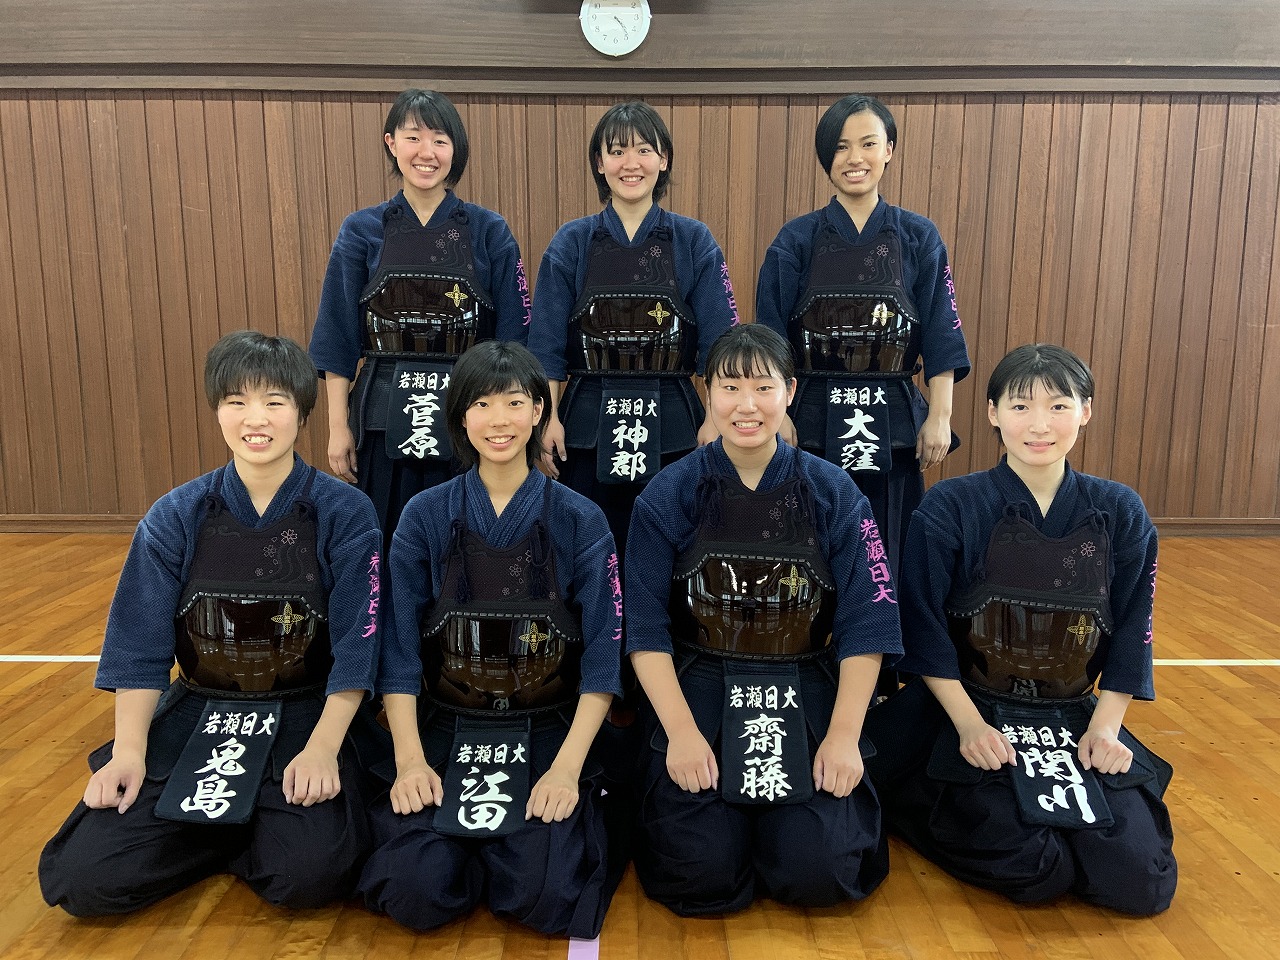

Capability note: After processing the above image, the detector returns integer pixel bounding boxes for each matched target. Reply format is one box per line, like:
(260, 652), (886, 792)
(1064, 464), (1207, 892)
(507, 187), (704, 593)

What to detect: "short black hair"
(704, 323), (795, 385)
(204, 330), (318, 421)
(987, 343), (1095, 407)
(589, 101), (673, 203)
(383, 88), (469, 186)
(814, 94), (898, 176)
(446, 341), (551, 470)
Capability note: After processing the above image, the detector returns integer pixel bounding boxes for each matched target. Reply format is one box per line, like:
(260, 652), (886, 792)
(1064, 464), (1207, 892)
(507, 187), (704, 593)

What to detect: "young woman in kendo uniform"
(40, 332), (382, 915)
(309, 89), (530, 548)
(625, 324), (903, 916)
(866, 343), (1177, 916)
(357, 341), (625, 939)
(529, 100), (740, 558)
(755, 94), (970, 580)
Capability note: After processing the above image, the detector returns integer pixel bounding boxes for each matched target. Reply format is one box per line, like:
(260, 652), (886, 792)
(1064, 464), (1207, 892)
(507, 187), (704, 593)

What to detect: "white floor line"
(568, 937), (600, 960)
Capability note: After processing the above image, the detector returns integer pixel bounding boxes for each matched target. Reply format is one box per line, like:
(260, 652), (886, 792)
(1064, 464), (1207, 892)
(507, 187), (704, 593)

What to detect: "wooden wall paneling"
(1111, 96), (1170, 496)
(352, 97), (389, 212)
(952, 95), (996, 472)
(1059, 98), (1112, 473)
(291, 96), (336, 351)
(1033, 96), (1083, 361)
(1006, 96), (1052, 348)
(0, 98), (35, 513)
(6, 95), (70, 514)
(261, 95), (322, 458)
(172, 93), (225, 473)
(548, 99), (583, 270)
(752, 95), (790, 313)
(496, 96), (531, 294)
(977, 98), (1023, 462)
(898, 98), (935, 235)
(1138, 96), (1198, 518)
(204, 92), (250, 347)
(1194, 96), (1257, 517)
(924, 96), (969, 479)
(781, 98), (818, 229)
(1243, 98), (1280, 518)
(1166, 95), (1227, 516)
(113, 93), (176, 504)
(669, 98), (702, 225)
(145, 94), (203, 489)
(698, 99), (732, 310)
(521, 98), (555, 309)
(31, 94), (93, 513)
(465, 100), (500, 218)
(320, 95), (359, 283)
(1087, 95), (1141, 484)
(879, 94), (907, 210)
(725, 98), (758, 324)
(85, 94), (146, 515)
(60, 94), (120, 514)
(232, 97), (282, 335)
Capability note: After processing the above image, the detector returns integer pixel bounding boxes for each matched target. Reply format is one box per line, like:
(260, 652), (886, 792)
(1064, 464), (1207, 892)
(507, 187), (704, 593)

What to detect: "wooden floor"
(2, 533), (1279, 959)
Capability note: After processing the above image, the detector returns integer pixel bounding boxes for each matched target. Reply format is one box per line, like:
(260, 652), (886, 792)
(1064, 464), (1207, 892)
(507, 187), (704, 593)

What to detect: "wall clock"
(579, 1), (652, 57)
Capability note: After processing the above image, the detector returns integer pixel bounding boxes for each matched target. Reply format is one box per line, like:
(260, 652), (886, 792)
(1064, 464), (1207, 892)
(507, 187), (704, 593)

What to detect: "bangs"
(1003, 370), (1084, 403)
(711, 347), (786, 382)
(598, 116), (666, 155)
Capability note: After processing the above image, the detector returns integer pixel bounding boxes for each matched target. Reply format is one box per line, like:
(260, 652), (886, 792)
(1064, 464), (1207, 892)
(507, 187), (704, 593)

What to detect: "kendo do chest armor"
(420, 481), (583, 711)
(567, 224), (697, 374)
(670, 474), (835, 658)
(946, 507), (1114, 700)
(790, 221), (919, 376)
(174, 471), (332, 693)
(360, 203), (497, 358)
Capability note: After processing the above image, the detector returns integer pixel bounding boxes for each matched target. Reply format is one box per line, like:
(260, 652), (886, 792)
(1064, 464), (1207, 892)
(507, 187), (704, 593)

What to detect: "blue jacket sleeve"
(379, 493), (449, 696)
(560, 498), (624, 697)
(907, 221), (970, 383)
(316, 481), (383, 697)
(897, 497), (966, 680)
(753, 224), (807, 339)
(1098, 490), (1158, 700)
(680, 220), (741, 371)
(94, 495), (196, 692)
(528, 223), (584, 381)
(809, 459), (905, 661)
(310, 208), (380, 380)
(473, 207), (531, 343)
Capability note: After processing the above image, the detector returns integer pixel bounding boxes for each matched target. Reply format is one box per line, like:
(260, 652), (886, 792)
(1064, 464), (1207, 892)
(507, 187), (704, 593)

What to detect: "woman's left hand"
(1078, 728), (1133, 775)
(813, 729), (864, 798)
(916, 412), (952, 470)
(527, 767), (581, 822)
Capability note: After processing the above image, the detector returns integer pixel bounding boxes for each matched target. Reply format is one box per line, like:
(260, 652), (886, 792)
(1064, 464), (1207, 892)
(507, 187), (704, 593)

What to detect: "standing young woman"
(309, 89), (530, 547)
(625, 324), (902, 916)
(755, 94), (970, 578)
(868, 343), (1177, 916)
(358, 341), (624, 938)
(529, 100), (740, 557)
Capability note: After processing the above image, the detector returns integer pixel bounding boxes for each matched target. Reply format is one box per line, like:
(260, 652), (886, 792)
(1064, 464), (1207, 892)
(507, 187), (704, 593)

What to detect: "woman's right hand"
(665, 726), (719, 792)
(389, 760), (443, 815)
(956, 718), (1017, 770)
(541, 416), (567, 479)
(84, 753), (146, 813)
(328, 423), (358, 483)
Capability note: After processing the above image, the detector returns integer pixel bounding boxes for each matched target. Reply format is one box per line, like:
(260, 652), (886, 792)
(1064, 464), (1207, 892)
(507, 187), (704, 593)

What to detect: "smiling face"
(217, 382), (301, 473)
(988, 380), (1092, 476)
(707, 360), (797, 461)
(596, 133), (668, 207)
(828, 110), (893, 206)
(461, 386), (544, 471)
(385, 119), (454, 200)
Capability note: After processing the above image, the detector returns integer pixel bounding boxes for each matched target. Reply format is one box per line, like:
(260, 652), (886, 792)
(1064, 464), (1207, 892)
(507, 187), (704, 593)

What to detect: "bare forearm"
(324, 375), (352, 430)
(383, 692), (426, 766)
(923, 676), (985, 731)
(305, 689), (363, 754)
(111, 688), (163, 757)
(631, 651), (698, 736)
(1089, 689), (1132, 735)
(549, 692), (612, 778)
(925, 370), (955, 418)
(830, 654), (881, 740)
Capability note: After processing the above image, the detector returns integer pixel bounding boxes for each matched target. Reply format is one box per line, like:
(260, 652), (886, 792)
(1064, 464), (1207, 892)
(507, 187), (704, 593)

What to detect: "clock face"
(580, 1), (652, 57)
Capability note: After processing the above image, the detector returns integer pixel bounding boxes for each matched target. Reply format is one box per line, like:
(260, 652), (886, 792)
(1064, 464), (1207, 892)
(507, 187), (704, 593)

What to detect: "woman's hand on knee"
(390, 761), (443, 814)
(84, 753), (146, 813)
(527, 766), (581, 823)
(814, 729), (864, 797)
(665, 726), (719, 792)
